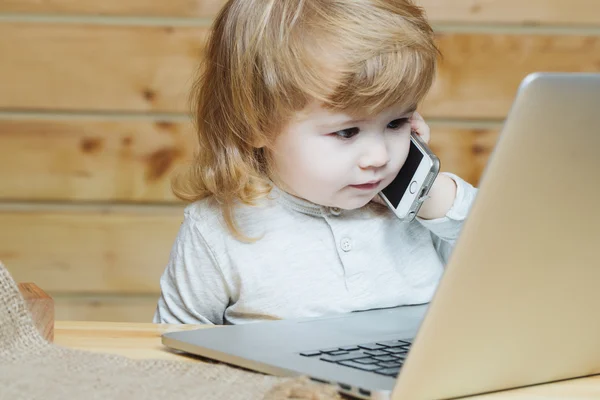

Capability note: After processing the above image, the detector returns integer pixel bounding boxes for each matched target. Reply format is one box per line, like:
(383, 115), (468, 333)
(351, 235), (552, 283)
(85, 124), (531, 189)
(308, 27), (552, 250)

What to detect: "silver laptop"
(162, 73), (600, 399)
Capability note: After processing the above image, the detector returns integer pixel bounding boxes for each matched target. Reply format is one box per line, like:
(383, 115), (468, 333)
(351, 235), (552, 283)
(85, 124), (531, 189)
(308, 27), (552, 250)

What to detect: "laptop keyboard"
(299, 339), (412, 377)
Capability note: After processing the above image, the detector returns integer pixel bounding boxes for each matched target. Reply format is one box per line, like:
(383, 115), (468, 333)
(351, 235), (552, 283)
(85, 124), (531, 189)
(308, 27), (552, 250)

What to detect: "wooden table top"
(54, 321), (600, 399)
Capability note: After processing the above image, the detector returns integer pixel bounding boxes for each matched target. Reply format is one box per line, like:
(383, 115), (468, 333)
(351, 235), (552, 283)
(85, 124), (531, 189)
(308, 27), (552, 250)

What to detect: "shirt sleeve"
(416, 173), (478, 262)
(153, 212), (230, 325)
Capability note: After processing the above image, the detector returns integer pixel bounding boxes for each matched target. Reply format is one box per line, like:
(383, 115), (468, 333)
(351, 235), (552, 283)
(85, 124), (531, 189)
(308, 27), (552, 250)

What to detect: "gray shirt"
(153, 173), (477, 325)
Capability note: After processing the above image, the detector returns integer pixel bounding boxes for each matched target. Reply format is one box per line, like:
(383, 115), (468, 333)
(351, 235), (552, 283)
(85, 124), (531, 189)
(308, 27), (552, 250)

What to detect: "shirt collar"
(270, 185), (337, 217)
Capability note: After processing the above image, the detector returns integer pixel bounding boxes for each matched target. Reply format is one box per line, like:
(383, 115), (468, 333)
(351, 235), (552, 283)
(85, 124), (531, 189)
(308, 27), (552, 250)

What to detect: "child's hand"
(410, 112), (457, 220)
(410, 111), (430, 143)
(412, 112), (457, 220)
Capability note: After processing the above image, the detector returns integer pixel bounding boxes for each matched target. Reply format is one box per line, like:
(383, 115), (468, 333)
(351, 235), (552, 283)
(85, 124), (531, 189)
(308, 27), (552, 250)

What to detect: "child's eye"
(387, 118), (410, 130)
(332, 127), (360, 139)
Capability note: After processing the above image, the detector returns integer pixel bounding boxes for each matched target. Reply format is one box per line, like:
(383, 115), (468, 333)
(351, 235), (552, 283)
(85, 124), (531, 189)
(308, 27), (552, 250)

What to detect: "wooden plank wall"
(1, 1), (599, 322)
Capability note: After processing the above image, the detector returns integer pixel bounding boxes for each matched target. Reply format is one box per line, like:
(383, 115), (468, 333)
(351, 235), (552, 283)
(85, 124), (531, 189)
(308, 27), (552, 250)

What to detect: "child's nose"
(358, 137), (390, 169)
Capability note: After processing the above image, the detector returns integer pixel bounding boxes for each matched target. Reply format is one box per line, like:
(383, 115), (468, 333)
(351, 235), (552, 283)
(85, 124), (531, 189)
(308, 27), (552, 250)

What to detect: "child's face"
(270, 100), (416, 209)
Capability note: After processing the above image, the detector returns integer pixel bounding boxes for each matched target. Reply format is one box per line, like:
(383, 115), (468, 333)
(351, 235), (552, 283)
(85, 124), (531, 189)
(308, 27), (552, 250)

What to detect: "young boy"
(154, 0), (477, 325)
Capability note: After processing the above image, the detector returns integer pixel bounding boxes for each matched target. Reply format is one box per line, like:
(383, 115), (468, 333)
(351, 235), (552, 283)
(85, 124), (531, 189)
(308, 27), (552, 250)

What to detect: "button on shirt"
(340, 238), (353, 252)
(330, 207), (342, 216)
(154, 173), (478, 325)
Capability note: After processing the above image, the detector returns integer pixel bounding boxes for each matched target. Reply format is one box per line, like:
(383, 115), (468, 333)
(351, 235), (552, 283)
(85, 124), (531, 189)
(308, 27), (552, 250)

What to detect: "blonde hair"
(173, 0), (440, 240)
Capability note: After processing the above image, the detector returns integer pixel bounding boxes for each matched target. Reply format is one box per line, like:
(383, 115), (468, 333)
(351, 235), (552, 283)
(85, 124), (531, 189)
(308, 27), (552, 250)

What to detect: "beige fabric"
(0, 262), (341, 400)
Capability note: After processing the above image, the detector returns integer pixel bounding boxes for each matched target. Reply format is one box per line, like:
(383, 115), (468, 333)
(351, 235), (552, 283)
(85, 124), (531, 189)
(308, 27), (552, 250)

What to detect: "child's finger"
(410, 113), (431, 143)
(411, 111), (425, 122)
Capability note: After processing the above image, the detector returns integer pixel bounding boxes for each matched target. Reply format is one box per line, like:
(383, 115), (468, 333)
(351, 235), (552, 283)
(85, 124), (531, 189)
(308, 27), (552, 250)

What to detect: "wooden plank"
(53, 321), (207, 359)
(0, 23), (208, 113)
(422, 33), (600, 118)
(0, 118), (195, 202)
(420, 0), (600, 25)
(1, 23), (599, 118)
(2, 0), (599, 26)
(0, 207), (184, 293)
(52, 294), (158, 323)
(0, 0), (225, 18)
(0, 119), (496, 201)
(429, 125), (499, 186)
(18, 282), (55, 341)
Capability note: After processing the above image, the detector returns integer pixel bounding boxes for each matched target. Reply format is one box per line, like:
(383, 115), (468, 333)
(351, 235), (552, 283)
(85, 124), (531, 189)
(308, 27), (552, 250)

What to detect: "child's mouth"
(349, 180), (382, 190)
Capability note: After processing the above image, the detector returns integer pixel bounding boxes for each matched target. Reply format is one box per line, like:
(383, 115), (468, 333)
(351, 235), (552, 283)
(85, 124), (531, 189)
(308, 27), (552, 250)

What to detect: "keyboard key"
(328, 350), (349, 356)
(363, 350), (389, 356)
(353, 357), (378, 364)
(393, 353), (408, 359)
(320, 353), (367, 363)
(373, 355), (397, 362)
(377, 366), (402, 376)
(319, 347), (342, 353)
(358, 343), (385, 351)
(339, 345), (360, 351)
(300, 351), (321, 357)
(398, 340), (412, 345)
(339, 360), (382, 371)
(384, 347), (408, 354)
(378, 361), (403, 368)
(376, 340), (407, 348)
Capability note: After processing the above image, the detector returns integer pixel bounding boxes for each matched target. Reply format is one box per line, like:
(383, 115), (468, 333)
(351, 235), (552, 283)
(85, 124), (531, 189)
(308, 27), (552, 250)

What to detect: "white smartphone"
(379, 131), (440, 221)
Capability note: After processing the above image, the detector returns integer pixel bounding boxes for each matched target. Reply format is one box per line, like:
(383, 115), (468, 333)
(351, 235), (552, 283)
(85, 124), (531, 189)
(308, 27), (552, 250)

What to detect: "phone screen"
(381, 141), (424, 208)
